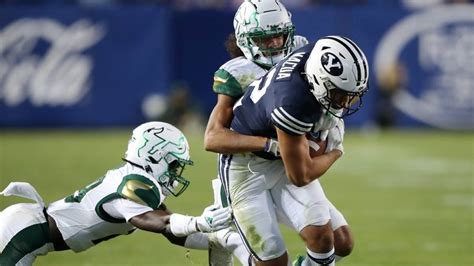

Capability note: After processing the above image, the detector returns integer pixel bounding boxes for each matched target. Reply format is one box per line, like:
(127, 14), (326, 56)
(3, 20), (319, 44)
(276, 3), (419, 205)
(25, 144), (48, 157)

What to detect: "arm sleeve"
(271, 106), (314, 136)
(102, 198), (153, 222)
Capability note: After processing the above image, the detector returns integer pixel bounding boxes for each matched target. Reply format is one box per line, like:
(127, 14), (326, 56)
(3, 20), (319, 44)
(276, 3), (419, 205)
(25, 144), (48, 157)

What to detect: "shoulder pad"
(293, 35), (309, 50)
(117, 174), (162, 209)
(213, 68), (243, 98)
(214, 57), (267, 97)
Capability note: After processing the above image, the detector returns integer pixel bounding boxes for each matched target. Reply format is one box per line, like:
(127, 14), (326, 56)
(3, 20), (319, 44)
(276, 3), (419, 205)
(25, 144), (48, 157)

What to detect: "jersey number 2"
(249, 68), (277, 104)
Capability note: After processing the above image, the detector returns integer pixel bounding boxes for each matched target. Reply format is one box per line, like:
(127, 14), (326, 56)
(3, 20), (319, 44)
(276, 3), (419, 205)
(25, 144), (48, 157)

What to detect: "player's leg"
(327, 200), (353, 261)
(333, 226), (353, 261)
(208, 178), (235, 266)
(0, 203), (52, 265)
(210, 177), (256, 265)
(221, 154), (288, 266)
(274, 180), (335, 266)
(277, 192), (353, 263)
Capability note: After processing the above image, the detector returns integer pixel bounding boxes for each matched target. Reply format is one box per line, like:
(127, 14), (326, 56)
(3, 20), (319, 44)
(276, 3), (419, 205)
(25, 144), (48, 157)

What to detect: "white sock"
(303, 247), (335, 266)
(226, 231), (252, 265)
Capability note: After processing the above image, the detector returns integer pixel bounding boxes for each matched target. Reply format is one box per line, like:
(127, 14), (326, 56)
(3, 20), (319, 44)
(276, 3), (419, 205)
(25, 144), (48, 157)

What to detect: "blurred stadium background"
(0, 0), (473, 265)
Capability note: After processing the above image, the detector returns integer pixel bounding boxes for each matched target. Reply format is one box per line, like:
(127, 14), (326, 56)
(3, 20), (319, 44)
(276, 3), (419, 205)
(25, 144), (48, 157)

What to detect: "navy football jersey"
(231, 42), (324, 158)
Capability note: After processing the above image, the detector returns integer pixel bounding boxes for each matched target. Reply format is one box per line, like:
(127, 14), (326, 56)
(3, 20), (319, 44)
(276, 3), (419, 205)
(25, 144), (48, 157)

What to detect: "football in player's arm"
(0, 122), (231, 265)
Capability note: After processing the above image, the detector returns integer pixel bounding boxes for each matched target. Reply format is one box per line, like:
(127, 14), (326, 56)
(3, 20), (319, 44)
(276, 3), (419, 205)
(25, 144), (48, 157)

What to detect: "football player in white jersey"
(204, 1), (353, 265)
(0, 121), (231, 265)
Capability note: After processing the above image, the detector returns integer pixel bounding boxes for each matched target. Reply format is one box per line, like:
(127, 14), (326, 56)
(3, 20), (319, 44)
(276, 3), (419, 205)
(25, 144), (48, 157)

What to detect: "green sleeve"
(117, 174), (162, 210)
(213, 69), (244, 98)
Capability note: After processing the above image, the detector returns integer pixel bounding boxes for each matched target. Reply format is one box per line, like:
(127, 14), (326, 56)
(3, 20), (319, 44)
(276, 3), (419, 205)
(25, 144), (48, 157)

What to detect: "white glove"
(319, 129), (329, 141)
(169, 204), (232, 237)
(312, 108), (342, 132)
(325, 119), (345, 154)
(264, 138), (280, 157)
(195, 204), (232, 233)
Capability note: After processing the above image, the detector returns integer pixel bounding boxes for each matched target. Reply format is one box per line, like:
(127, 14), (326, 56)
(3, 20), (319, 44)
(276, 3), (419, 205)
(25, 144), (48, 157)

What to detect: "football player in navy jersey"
(221, 36), (369, 266)
(205, 1), (357, 265)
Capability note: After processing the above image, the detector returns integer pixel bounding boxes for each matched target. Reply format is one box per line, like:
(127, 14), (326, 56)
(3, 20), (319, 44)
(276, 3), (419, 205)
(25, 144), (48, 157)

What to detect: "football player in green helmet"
(0, 121), (231, 265)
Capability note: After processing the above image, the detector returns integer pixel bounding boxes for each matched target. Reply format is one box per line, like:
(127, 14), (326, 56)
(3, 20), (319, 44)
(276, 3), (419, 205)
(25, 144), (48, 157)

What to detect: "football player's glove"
(325, 119), (345, 154)
(264, 138), (280, 157)
(196, 204), (232, 233)
(313, 109), (343, 133)
(169, 204), (231, 237)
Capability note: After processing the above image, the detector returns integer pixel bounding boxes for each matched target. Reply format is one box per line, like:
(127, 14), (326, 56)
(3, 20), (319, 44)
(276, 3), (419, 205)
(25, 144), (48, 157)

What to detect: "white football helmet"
(234, 0), (295, 68)
(305, 36), (369, 118)
(125, 121), (193, 197)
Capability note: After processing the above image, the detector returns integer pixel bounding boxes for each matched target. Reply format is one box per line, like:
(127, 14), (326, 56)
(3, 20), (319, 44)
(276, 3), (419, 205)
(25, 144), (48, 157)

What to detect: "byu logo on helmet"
(305, 35), (369, 118)
(321, 52), (343, 76)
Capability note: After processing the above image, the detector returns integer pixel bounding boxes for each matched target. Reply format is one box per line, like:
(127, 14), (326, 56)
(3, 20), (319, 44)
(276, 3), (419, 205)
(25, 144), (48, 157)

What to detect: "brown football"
(307, 133), (328, 157)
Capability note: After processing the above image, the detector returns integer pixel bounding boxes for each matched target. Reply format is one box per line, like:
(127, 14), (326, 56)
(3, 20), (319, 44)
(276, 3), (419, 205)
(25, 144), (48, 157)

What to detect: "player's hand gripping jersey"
(231, 42), (323, 158)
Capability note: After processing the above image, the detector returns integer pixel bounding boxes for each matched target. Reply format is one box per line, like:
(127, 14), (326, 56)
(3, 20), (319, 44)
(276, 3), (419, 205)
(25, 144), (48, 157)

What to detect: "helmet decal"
(137, 127), (164, 158)
(124, 121), (193, 197)
(321, 52), (343, 76)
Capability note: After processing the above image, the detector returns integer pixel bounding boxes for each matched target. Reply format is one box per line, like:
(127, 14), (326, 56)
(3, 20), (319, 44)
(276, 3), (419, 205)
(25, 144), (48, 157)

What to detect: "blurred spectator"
(159, 82), (205, 133)
(375, 61), (407, 128)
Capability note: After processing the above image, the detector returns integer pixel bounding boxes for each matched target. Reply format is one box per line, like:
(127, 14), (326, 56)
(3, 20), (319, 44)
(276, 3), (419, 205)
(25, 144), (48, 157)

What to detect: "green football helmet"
(234, 0), (295, 68)
(125, 121), (193, 197)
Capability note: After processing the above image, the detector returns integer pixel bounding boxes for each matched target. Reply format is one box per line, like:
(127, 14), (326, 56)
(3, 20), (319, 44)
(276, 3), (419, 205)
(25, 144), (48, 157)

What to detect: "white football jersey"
(212, 35), (309, 98)
(47, 163), (165, 252)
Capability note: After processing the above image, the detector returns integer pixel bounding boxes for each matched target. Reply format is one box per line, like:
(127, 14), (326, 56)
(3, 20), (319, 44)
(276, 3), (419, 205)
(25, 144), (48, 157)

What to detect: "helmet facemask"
(317, 78), (368, 118)
(241, 25), (295, 68)
(156, 154), (193, 197)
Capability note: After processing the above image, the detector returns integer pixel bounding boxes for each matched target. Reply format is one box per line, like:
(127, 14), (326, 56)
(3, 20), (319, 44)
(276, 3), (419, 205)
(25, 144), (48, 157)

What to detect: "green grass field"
(1, 129), (473, 265)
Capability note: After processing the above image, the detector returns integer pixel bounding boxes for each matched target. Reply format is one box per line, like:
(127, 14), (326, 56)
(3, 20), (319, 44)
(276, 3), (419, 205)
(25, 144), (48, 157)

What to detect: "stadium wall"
(0, 4), (472, 129)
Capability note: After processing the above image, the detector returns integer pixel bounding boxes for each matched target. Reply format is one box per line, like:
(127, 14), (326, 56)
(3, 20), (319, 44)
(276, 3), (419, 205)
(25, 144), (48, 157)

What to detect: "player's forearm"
(129, 210), (168, 233)
(284, 148), (342, 186)
(205, 127), (267, 154)
(205, 94), (268, 153)
(305, 150), (342, 182)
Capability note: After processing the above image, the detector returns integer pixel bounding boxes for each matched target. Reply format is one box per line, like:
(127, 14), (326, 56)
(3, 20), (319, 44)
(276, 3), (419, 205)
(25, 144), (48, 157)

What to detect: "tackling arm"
(204, 94), (267, 154)
(129, 208), (187, 246)
(129, 203), (231, 248)
(129, 209), (170, 234)
(277, 127), (342, 187)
